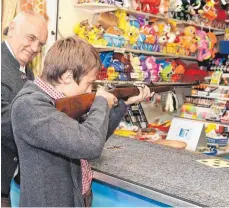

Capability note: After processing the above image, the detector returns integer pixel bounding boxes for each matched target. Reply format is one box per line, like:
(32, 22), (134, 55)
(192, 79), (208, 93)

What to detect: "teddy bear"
(129, 53), (144, 81)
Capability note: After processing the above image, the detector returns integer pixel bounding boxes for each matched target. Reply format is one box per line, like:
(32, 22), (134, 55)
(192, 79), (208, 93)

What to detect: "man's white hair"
(13, 11), (46, 25)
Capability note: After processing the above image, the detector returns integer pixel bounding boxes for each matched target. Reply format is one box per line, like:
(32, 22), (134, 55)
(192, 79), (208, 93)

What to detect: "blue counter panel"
(92, 179), (170, 207)
(219, 41), (229, 54)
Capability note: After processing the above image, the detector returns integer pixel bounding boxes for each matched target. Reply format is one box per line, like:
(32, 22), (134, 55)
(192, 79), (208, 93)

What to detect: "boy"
(10, 36), (151, 207)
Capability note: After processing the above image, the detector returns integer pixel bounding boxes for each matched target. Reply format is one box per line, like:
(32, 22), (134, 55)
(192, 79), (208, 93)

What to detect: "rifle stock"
(55, 86), (172, 119)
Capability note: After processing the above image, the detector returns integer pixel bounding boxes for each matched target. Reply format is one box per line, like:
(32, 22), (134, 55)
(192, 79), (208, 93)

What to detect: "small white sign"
(130, 73), (139, 79)
(197, 91), (209, 97)
(166, 117), (207, 151)
(114, 47), (125, 53)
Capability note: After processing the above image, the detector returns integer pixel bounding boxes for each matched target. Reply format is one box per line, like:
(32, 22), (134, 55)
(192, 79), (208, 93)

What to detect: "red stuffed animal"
(138, 0), (161, 14)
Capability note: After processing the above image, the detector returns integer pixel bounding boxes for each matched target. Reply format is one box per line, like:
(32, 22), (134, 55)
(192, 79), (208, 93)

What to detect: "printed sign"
(166, 117), (207, 151)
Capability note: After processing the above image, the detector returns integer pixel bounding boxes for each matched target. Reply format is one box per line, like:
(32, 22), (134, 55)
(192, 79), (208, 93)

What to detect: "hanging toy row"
(76, 0), (229, 29)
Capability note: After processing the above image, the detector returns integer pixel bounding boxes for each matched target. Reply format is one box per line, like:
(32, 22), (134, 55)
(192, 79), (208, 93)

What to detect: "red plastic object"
(148, 124), (170, 132)
(182, 69), (208, 82)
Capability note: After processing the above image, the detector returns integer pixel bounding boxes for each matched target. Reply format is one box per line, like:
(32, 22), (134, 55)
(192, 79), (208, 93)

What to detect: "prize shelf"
(200, 84), (229, 89)
(191, 94), (229, 101)
(176, 116), (229, 127)
(204, 74), (229, 80)
(94, 45), (198, 60)
(74, 3), (225, 34)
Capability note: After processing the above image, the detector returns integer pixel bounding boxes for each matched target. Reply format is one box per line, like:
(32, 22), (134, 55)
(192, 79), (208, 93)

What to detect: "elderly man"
(1, 11), (48, 204)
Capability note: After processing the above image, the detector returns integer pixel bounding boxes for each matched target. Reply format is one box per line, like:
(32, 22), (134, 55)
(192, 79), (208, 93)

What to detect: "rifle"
(55, 82), (172, 119)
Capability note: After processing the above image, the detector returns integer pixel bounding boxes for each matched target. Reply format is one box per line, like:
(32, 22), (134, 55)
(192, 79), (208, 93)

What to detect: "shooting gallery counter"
(90, 135), (229, 207)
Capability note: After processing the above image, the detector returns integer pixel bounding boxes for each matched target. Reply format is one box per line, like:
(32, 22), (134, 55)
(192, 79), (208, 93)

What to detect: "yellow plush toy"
(115, 10), (128, 32)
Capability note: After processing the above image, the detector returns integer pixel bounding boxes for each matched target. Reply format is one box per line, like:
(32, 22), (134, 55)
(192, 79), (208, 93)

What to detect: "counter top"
(91, 135), (229, 207)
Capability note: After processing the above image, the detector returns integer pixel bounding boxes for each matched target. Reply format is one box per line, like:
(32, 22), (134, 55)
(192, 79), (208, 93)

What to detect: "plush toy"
(169, 0), (183, 14)
(157, 60), (172, 81)
(198, 0), (218, 24)
(159, 0), (170, 15)
(107, 67), (119, 80)
(196, 30), (212, 61)
(166, 32), (178, 54)
(139, 0), (161, 14)
(145, 56), (160, 82)
(104, 26), (125, 47)
(207, 32), (217, 59)
(179, 26), (197, 55)
(128, 26), (140, 45)
(113, 53), (133, 73)
(171, 0), (191, 20)
(95, 12), (118, 31)
(129, 53), (144, 80)
(73, 20), (90, 39)
(100, 52), (114, 68)
(165, 91), (178, 112)
(145, 56), (159, 82)
(115, 10), (129, 32)
(169, 59), (186, 82)
(114, 0), (123, 6)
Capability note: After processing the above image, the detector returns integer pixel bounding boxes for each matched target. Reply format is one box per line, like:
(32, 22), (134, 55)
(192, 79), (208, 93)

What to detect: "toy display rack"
(74, 3), (225, 35)
(175, 116), (229, 129)
(205, 74), (229, 80)
(94, 45), (198, 60)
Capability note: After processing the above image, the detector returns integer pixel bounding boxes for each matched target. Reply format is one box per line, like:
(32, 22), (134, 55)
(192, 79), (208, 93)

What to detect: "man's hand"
(124, 85), (154, 105)
(96, 86), (118, 109)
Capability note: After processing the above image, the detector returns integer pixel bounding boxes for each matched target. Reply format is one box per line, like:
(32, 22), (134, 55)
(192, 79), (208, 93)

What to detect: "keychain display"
(207, 53), (229, 73)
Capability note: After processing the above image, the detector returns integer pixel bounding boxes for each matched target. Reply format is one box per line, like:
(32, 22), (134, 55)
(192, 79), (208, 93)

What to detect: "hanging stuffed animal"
(165, 91), (178, 112)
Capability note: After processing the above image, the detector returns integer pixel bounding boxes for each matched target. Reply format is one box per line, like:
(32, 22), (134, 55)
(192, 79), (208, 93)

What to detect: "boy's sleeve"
(11, 94), (110, 160)
(106, 100), (128, 139)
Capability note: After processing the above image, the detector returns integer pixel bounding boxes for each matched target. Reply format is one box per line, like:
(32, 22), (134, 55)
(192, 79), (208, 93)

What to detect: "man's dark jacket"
(1, 41), (34, 195)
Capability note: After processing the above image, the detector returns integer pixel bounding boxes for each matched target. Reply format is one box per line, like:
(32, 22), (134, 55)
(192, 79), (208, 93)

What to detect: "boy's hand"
(124, 85), (154, 105)
(96, 86), (118, 109)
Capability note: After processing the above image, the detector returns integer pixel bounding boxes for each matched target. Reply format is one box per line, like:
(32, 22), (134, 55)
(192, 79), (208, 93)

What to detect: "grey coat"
(10, 81), (127, 207)
(1, 41), (34, 195)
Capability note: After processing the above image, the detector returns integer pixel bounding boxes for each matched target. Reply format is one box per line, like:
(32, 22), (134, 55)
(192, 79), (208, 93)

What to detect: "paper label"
(114, 47), (125, 53)
(197, 91), (209, 97)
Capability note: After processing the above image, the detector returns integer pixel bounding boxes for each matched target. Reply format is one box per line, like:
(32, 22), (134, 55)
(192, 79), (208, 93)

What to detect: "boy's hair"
(41, 36), (101, 84)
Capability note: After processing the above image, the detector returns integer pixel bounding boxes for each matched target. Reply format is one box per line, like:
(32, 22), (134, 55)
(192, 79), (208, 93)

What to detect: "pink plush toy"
(196, 30), (211, 62)
(145, 56), (159, 82)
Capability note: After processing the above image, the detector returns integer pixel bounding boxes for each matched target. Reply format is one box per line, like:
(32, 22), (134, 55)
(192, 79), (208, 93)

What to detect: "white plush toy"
(165, 91), (178, 112)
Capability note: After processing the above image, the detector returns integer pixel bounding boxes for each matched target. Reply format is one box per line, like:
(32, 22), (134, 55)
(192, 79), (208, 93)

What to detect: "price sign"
(114, 47), (125, 53)
(166, 117), (207, 151)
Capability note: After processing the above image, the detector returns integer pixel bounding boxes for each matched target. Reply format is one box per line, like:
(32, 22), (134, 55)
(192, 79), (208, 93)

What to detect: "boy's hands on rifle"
(124, 85), (154, 105)
(96, 86), (118, 109)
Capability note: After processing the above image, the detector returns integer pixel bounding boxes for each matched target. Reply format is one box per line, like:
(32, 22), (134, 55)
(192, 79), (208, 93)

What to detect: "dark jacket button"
(13, 157), (18, 162)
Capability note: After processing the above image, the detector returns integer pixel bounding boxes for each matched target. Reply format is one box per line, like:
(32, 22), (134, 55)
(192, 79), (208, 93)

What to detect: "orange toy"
(179, 26), (197, 56)
(198, 0), (218, 24)
(207, 32), (217, 59)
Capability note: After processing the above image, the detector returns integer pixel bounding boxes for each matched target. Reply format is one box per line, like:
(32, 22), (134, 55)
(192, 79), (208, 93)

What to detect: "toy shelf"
(74, 3), (117, 13)
(93, 45), (197, 60)
(74, 3), (225, 34)
(204, 74), (229, 80)
(201, 84), (229, 89)
(177, 116), (229, 127)
(191, 94), (229, 101)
